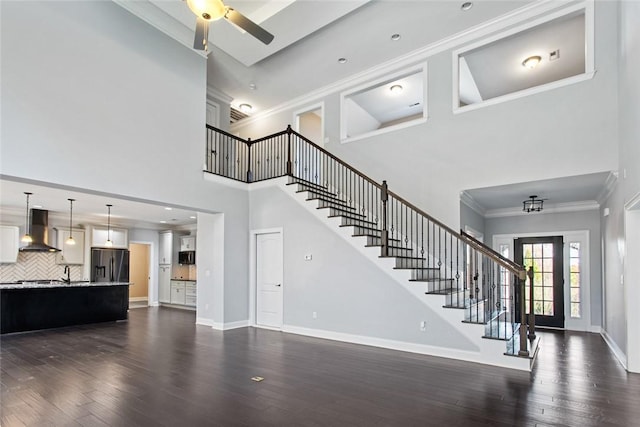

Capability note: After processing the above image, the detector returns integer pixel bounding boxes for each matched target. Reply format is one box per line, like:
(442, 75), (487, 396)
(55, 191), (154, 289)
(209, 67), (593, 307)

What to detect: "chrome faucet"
(62, 266), (71, 284)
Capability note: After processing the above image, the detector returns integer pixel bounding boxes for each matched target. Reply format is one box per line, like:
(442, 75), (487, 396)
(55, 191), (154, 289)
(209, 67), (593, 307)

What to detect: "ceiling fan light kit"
(185, 0), (274, 51)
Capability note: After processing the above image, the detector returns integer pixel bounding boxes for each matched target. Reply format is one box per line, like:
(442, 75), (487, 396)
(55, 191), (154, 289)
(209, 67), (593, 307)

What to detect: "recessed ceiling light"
(160, 220), (167, 224)
(390, 84), (403, 94)
(461, 2), (473, 11)
(248, 83), (256, 90)
(190, 216), (196, 219)
(165, 207), (172, 211)
(522, 55), (542, 69)
(391, 33), (401, 41)
(33, 205), (43, 208)
(338, 57), (347, 64)
(239, 103), (253, 113)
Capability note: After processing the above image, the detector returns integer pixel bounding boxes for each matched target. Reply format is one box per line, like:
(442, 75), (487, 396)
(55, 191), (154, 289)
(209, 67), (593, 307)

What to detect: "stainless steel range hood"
(19, 209), (61, 252)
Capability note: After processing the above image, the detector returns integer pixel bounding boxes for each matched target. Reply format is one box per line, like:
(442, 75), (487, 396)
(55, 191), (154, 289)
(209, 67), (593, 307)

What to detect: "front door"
(256, 232), (283, 328)
(514, 236), (564, 328)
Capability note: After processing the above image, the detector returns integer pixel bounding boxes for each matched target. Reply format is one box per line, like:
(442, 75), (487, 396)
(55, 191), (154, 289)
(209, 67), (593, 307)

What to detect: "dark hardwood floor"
(2, 307), (639, 426)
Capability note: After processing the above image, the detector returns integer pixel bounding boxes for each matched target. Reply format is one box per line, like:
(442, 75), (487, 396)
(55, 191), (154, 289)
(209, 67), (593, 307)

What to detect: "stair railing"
(205, 124), (530, 356)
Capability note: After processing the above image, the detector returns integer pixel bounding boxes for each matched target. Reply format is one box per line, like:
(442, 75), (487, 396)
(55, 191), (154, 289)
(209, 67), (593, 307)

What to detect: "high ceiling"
(113, 0), (534, 114)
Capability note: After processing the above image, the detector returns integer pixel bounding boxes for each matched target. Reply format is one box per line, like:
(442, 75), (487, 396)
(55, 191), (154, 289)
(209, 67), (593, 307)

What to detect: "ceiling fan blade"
(193, 17), (208, 51)
(225, 8), (274, 45)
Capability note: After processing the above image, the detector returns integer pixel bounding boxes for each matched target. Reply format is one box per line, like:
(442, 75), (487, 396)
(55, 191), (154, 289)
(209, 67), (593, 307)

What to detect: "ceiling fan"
(185, 0), (274, 51)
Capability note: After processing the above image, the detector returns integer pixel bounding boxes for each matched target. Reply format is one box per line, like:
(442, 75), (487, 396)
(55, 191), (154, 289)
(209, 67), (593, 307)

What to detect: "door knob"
(276, 283), (282, 287)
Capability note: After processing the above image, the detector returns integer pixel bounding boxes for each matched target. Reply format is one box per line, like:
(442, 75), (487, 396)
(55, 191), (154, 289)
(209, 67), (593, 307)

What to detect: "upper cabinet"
(55, 228), (85, 265)
(180, 236), (196, 251)
(0, 225), (20, 263)
(91, 227), (128, 248)
(159, 231), (173, 265)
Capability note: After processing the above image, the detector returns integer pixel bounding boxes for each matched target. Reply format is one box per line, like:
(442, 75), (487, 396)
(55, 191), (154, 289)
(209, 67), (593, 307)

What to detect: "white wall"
(249, 185), (477, 350)
(0, 1), (250, 325)
(460, 202), (485, 237)
(231, 2), (619, 230)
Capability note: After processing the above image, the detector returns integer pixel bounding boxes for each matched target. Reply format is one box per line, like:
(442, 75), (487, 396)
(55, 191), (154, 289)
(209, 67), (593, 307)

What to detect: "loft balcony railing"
(205, 124), (534, 357)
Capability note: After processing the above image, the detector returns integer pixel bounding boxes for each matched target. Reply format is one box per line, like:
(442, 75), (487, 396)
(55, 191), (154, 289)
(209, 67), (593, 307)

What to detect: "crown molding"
(485, 200), (600, 219)
(112, 0), (208, 58)
(596, 171), (619, 205)
(230, 0), (571, 132)
(459, 191), (486, 217)
(207, 85), (234, 104)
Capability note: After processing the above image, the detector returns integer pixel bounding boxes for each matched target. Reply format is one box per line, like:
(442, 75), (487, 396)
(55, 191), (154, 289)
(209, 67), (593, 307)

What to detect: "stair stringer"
(272, 177), (532, 371)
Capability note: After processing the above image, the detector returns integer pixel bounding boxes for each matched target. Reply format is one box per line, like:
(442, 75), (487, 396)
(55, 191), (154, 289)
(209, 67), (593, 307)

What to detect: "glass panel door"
(514, 236), (564, 328)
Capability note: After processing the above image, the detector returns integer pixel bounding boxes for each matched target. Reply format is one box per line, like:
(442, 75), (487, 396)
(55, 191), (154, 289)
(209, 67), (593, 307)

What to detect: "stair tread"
(393, 266), (440, 271)
(329, 215), (377, 226)
(354, 234), (402, 243)
(340, 224), (380, 232)
(308, 197), (354, 209)
(296, 187), (337, 198)
(380, 255), (426, 261)
(328, 211), (367, 219)
(287, 178), (328, 191)
(409, 278), (455, 282)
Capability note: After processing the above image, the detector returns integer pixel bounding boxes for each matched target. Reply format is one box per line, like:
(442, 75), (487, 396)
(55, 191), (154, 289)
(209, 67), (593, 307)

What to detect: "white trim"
(452, 1), (595, 114)
(129, 240), (155, 305)
(339, 65), (428, 144)
(485, 200), (599, 218)
(250, 227), (284, 330)
(196, 317), (216, 327)
(596, 171), (619, 205)
(282, 325), (529, 371)
(206, 85), (234, 104)
(463, 225), (484, 242)
(293, 102), (325, 145)
(219, 320), (250, 331)
(624, 196), (640, 372)
(149, 301), (160, 307)
(601, 329), (628, 370)
(460, 191), (486, 217)
(206, 100), (221, 129)
(202, 171), (249, 190)
(128, 297), (148, 302)
(625, 191), (640, 210)
(493, 230), (593, 333)
(231, 0), (568, 133)
(252, 324), (283, 332)
(589, 325), (602, 334)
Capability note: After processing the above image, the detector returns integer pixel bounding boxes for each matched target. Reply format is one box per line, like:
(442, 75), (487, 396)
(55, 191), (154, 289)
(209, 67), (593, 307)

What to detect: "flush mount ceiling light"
(461, 2), (473, 11)
(239, 103), (253, 114)
(66, 199), (76, 245)
(165, 207), (172, 211)
(522, 55), (542, 69)
(338, 57), (347, 64)
(105, 204), (113, 247)
(391, 33), (401, 41)
(523, 195), (544, 213)
(21, 192), (33, 243)
(390, 84), (404, 94)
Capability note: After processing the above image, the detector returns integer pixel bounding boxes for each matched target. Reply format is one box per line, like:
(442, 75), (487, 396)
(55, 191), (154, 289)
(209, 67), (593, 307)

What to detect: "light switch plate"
(304, 254), (312, 261)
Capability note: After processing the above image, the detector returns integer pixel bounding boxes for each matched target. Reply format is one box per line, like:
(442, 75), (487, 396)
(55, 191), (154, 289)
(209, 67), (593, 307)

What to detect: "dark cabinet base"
(1, 285), (129, 334)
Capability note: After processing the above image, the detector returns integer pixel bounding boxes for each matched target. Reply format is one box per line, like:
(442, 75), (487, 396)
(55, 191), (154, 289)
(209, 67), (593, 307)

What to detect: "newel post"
(246, 138), (253, 183)
(527, 266), (536, 340)
(381, 180), (389, 257)
(286, 125), (293, 176)
(518, 269), (529, 357)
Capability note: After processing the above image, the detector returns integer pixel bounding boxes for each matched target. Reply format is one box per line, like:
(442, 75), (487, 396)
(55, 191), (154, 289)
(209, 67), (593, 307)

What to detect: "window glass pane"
(570, 258), (580, 273)
(571, 302), (581, 318)
(570, 272), (580, 287)
(542, 243), (553, 257)
(571, 288), (580, 302)
(542, 272), (553, 285)
(543, 301), (554, 316)
(533, 245), (543, 258)
(570, 242), (580, 257)
(543, 258), (553, 272)
(543, 287), (554, 301)
(569, 241), (582, 319)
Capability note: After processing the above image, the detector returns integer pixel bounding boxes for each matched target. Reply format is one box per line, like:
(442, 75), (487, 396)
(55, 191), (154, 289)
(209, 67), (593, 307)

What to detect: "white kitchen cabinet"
(55, 228), (85, 265)
(159, 231), (172, 265)
(180, 236), (196, 251)
(158, 266), (172, 303)
(170, 280), (186, 305)
(0, 225), (20, 263)
(185, 281), (197, 307)
(92, 227), (128, 248)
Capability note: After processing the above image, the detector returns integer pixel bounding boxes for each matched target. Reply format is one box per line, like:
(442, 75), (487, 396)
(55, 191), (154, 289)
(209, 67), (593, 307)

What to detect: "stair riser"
(297, 184), (335, 198)
(329, 208), (365, 219)
(425, 281), (456, 294)
(365, 236), (402, 246)
(341, 217), (378, 228)
(385, 247), (415, 257)
(395, 258), (429, 269)
(411, 269), (441, 281)
(352, 226), (381, 236)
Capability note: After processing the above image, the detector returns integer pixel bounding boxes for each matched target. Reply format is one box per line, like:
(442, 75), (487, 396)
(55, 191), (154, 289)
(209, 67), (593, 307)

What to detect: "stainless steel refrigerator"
(91, 248), (130, 283)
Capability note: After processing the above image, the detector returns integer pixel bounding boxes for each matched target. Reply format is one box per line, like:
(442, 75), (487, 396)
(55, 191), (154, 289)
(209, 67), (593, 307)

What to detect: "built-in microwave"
(178, 250), (195, 265)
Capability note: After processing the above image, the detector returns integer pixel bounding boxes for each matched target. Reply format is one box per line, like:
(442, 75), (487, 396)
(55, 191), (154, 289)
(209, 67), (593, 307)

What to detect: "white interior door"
(256, 232), (283, 328)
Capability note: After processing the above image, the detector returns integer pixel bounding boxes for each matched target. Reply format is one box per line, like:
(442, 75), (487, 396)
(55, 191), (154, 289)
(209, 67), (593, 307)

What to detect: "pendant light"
(66, 199), (76, 245)
(21, 192), (33, 243)
(105, 204), (113, 247)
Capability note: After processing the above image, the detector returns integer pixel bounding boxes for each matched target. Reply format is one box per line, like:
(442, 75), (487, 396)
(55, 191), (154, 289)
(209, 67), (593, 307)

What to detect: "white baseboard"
(589, 325), (602, 334)
(197, 318), (250, 330)
(601, 329), (628, 370)
(129, 297), (148, 302)
(282, 324), (484, 365)
(149, 301), (160, 307)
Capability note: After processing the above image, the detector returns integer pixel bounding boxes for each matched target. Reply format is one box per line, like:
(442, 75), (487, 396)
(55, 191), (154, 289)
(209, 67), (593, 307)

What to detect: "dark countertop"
(170, 279), (197, 282)
(0, 281), (131, 289)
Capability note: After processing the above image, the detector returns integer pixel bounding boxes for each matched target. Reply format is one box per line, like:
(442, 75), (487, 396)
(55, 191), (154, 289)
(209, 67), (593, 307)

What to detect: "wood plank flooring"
(2, 307), (639, 426)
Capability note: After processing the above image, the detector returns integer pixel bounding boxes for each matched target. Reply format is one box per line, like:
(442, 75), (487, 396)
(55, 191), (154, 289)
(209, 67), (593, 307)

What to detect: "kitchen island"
(0, 281), (130, 334)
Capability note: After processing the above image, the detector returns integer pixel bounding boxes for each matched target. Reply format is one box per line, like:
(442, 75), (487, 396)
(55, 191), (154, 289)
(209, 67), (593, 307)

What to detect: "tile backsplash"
(0, 252), (83, 282)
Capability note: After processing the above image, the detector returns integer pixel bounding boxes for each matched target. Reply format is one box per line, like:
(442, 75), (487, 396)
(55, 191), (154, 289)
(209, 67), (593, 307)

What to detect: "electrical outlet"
(304, 254), (313, 261)
(312, 311), (317, 319)
(420, 321), (427, 331)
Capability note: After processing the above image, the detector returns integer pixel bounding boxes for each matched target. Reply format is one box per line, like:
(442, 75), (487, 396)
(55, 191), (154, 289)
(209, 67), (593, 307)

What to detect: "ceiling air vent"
(230, 107), (250, 124)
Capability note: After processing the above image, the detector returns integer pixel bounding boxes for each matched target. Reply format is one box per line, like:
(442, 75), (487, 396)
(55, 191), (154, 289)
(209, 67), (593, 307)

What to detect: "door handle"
(276, 284), (282, 287)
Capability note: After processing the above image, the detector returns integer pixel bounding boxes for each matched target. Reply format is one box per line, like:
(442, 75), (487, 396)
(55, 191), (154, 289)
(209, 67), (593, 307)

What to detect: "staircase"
(205, 124), (539, 370)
